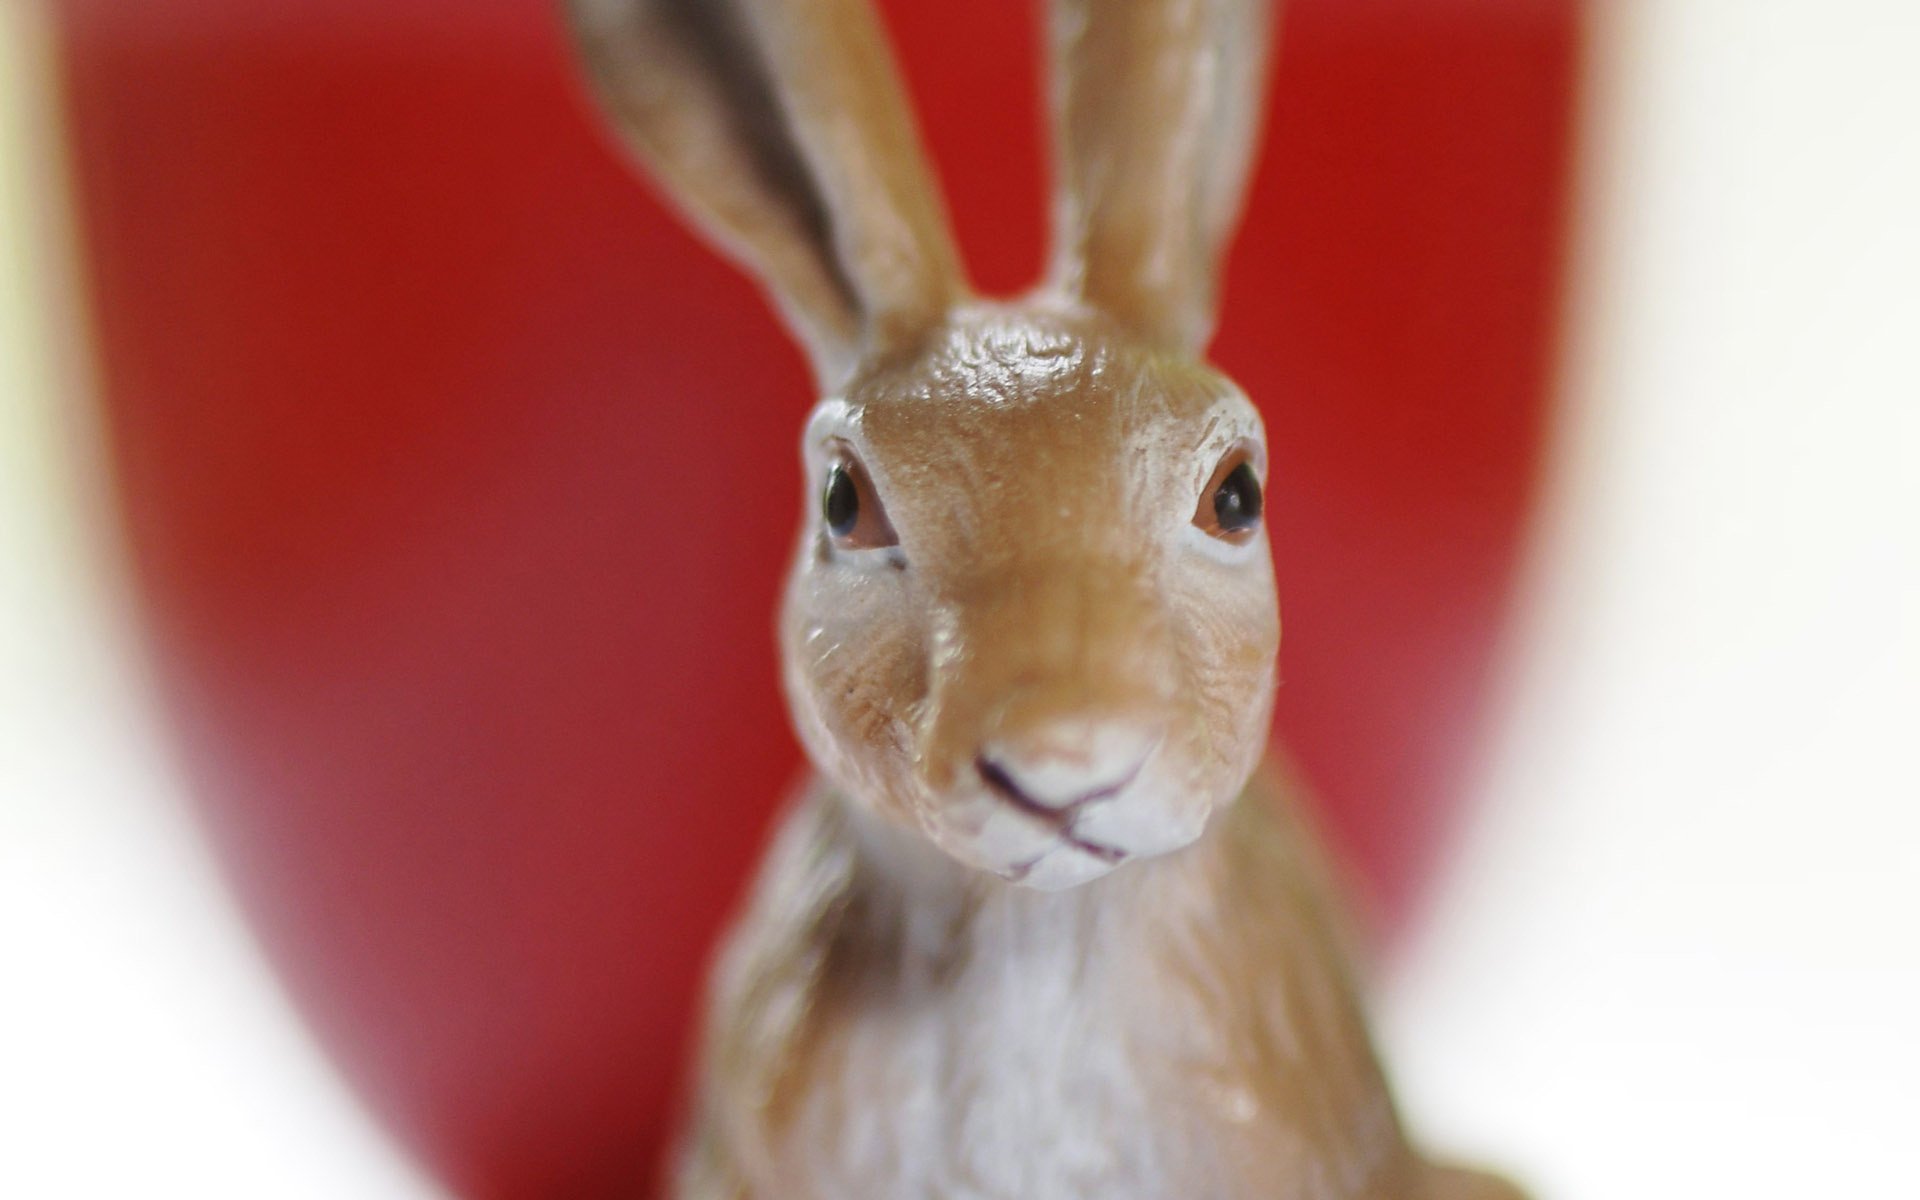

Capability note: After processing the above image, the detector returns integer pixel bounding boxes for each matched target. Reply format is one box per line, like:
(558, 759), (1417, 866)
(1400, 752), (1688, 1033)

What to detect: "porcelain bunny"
(567, 0), (1524, 1196)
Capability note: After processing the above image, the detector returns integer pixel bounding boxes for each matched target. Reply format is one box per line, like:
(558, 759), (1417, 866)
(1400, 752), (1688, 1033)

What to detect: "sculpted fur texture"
(565, 0), (1525, 1195)
(784, 305), (1278, 892)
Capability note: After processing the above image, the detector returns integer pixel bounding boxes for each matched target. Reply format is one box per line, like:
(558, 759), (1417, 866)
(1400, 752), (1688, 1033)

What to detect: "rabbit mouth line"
(1006, 834), (1129, 883)
(1063, 834), (1127, 865)
(974, 753), (1139, 881)
(975, 754), (1144, 824)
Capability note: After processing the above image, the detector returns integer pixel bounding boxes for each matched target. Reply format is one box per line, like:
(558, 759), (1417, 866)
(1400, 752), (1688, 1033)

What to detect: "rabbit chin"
(921, 780), (1211, 892)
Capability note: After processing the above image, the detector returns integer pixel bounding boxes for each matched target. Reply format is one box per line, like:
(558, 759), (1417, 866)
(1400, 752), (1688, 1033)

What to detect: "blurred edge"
(1, 2), (435, 1196)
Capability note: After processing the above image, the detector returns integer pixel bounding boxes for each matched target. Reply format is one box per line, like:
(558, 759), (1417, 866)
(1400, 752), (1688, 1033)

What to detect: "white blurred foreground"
(0, 5), (436, 1197)
(1381, 3), (1920, 1197)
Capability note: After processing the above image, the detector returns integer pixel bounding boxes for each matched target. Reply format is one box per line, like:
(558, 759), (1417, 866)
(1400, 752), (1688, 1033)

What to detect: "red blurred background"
(50, 0), (1578, 1195)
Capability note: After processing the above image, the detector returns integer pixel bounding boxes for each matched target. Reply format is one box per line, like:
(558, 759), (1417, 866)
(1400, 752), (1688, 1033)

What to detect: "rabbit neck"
(827, 777), (1359, 995)
(714, 778), (1412, 1198)
(690, 776), (1412, 1198)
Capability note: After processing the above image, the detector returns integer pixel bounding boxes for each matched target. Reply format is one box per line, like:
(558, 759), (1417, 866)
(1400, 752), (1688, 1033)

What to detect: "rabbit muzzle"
(912, 560), (1205, 890)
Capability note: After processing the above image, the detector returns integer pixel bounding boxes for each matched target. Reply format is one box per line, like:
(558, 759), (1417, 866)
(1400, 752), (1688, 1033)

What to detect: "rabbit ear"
(567, 0), (965, 385)
(1046, 0), (1275, 353)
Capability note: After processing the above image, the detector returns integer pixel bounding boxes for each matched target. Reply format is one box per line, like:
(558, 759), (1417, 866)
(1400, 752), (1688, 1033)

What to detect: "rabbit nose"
(975, 721), (1161, 818)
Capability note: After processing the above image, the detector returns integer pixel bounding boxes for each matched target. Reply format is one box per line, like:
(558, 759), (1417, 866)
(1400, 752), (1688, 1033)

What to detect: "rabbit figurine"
(567, 0), (1524, 1196)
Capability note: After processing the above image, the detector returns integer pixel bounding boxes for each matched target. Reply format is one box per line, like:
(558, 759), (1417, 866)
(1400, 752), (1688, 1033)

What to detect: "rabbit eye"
(824, 467), (859, 536)
(1214, 463), (1263, 532)
(821, 447), (897, 551)
(1194, 447), (1263, 543)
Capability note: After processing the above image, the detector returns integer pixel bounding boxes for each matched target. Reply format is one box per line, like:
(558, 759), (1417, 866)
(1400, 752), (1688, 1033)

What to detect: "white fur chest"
(691, 795), (1414, 1200)
(770, 881), (1242, 1200)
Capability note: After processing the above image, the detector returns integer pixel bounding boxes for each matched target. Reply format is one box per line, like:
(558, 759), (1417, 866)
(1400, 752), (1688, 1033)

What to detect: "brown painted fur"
(565, 1), (1525, 1195)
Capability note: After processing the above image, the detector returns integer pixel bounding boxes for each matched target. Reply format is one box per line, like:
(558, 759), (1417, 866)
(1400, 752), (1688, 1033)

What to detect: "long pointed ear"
(1046, 0), (1275, 353)
(566, 0), (965, 385)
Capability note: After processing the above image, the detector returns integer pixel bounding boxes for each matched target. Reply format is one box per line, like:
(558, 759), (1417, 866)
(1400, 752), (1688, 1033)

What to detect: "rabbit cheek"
(779, 574), (931, 827)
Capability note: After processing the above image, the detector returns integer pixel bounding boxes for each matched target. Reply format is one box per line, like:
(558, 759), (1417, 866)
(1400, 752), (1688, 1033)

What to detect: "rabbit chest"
(701, 793), (1421, 1200)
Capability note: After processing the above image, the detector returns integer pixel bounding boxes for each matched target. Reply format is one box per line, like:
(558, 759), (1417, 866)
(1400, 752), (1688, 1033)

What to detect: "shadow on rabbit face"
(782, 300), (1279, 890)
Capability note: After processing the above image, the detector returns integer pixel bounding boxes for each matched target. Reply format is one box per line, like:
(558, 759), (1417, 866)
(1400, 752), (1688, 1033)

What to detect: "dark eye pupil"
(823, 466), (859, 537)
(1214, 462), (1262, 533)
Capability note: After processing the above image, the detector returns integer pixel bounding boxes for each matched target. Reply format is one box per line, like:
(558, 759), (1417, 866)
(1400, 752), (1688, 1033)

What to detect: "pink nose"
(975, 721), (1160, 818)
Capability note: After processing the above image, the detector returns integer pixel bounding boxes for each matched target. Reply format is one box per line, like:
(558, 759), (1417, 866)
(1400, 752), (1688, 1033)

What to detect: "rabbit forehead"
(826, 305), (1255, 527)
(853, 302), (1237, 414)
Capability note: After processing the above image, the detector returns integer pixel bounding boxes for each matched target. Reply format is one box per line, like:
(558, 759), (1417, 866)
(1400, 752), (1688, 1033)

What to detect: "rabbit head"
(570, 0), (1277, 889)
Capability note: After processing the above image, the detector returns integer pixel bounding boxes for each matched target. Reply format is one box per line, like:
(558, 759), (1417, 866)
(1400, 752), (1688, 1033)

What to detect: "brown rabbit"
(567, 1), (1525, 1196)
